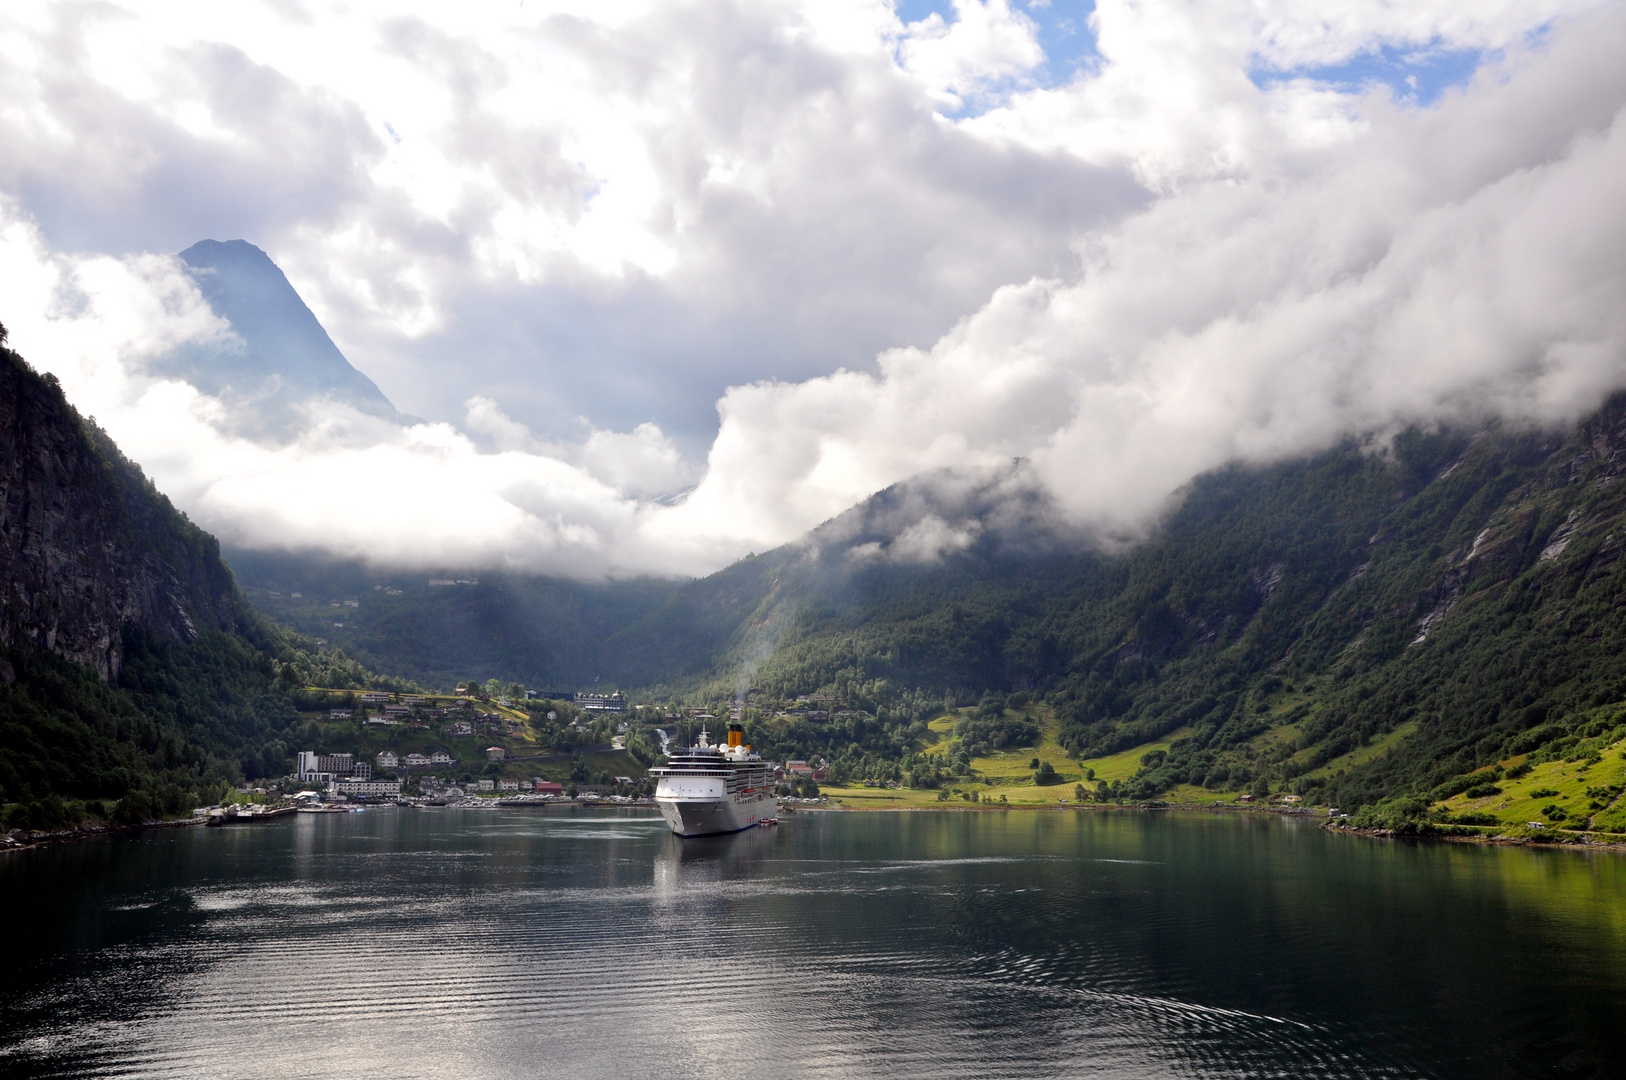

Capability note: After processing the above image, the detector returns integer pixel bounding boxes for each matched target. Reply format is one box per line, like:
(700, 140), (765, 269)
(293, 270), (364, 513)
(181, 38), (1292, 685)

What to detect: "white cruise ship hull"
(651, 727), (778, 838)
(656, 787), (776, 837)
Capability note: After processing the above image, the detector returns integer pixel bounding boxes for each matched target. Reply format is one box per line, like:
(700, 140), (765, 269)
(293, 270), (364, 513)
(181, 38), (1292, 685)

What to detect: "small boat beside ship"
(651, 724), (777, 837)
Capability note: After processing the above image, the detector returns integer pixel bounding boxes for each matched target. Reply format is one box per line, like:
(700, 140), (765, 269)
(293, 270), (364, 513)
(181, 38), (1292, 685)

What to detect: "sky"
(1, 0), (1624, 578)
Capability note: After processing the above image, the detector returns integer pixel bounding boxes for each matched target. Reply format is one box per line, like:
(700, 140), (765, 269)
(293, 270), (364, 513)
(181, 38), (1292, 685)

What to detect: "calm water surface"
(2, 807), (1625, 1079)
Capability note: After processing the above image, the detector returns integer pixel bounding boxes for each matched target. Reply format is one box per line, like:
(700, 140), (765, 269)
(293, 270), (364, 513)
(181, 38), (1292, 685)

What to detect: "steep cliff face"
(0, 329), (246, 681)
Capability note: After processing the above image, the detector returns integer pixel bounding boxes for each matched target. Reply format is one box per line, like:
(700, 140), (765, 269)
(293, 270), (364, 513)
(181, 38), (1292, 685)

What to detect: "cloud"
(0, 0), (1143, 443)
(664, 3), (1626, 549)
(2, 1), (1625, 579)
(897, 0), (1045, 110)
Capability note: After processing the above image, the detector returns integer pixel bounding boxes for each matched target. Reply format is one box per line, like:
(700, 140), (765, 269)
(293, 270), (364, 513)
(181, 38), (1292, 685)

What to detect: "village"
(244, 684), (832, 810)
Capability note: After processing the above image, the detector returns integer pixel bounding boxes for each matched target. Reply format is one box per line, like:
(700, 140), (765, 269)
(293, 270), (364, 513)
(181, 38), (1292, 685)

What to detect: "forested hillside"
(223, 548), (681, 691)
(686, 401), (1626, 818)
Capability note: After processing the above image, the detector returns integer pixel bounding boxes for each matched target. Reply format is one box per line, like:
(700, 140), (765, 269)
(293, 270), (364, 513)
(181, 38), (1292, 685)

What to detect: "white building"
(332, 777), (402, 797)
(376, 750), (399, 769)
(403, 753), (430, 768)
(295, 751), (330, 785)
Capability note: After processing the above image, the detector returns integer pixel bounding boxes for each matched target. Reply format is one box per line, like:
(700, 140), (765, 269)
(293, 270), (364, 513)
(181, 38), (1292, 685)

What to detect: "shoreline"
(12, 800), (1625, 856)
(1320, 820), (1626, 853)
(2, 815), (203, 854)
(819, 799), (1626, 852)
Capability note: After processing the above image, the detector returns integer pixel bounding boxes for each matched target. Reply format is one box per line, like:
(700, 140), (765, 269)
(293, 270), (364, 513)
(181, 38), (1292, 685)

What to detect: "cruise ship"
(651, 724), (777, 837)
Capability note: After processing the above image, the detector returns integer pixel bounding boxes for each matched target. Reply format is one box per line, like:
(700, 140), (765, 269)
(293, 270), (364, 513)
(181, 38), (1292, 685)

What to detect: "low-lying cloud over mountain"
(1, 1), (1623, 578)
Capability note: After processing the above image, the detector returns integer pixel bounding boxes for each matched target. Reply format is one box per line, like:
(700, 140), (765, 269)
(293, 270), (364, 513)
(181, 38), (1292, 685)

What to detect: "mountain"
(153, 240), (412, 439)
(675, 404), (1626, 818)
(234, 394), (1626, 822)
(0, 322), (401, 825)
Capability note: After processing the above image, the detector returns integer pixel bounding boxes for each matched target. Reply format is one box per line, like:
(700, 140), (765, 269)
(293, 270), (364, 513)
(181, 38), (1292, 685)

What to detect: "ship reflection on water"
(652, 817), (779, 898)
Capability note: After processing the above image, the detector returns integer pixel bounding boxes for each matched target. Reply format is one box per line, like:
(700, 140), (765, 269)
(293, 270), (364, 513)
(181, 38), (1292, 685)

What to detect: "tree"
(1074, 783), (1087, 802)
(1034, 761), (1059, 786)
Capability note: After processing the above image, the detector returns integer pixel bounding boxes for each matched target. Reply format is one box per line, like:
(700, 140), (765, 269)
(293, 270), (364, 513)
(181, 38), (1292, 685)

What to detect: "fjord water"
(3, 810), (1625, 1079)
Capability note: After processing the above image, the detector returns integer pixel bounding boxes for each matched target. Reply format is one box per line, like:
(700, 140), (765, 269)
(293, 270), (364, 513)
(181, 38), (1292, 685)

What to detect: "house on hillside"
(376, 750), (399, 770)
(403, 753), (430, 768)
(430, 748), (454, 765)
(486, 746), (508, 762)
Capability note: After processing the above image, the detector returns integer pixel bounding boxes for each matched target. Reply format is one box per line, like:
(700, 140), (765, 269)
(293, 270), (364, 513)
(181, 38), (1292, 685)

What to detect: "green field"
(1075, 728), (1192, 783)
(1436, 741), (1626, 835)
(831, 710), (1177, 808)
(840, 707), (1389, 812)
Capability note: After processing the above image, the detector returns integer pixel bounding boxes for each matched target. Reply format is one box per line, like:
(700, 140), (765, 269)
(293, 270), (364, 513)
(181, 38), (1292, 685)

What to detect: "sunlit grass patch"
(1075, 728), (1191, 784)
(1436, 740), (1626, 833)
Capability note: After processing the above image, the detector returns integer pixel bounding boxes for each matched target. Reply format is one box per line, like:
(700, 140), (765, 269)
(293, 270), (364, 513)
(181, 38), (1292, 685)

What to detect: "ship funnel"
(727, 723), (744, 748)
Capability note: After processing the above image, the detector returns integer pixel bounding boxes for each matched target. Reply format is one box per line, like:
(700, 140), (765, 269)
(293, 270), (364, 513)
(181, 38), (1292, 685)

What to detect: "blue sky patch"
(1254, 41), (1489, 106)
